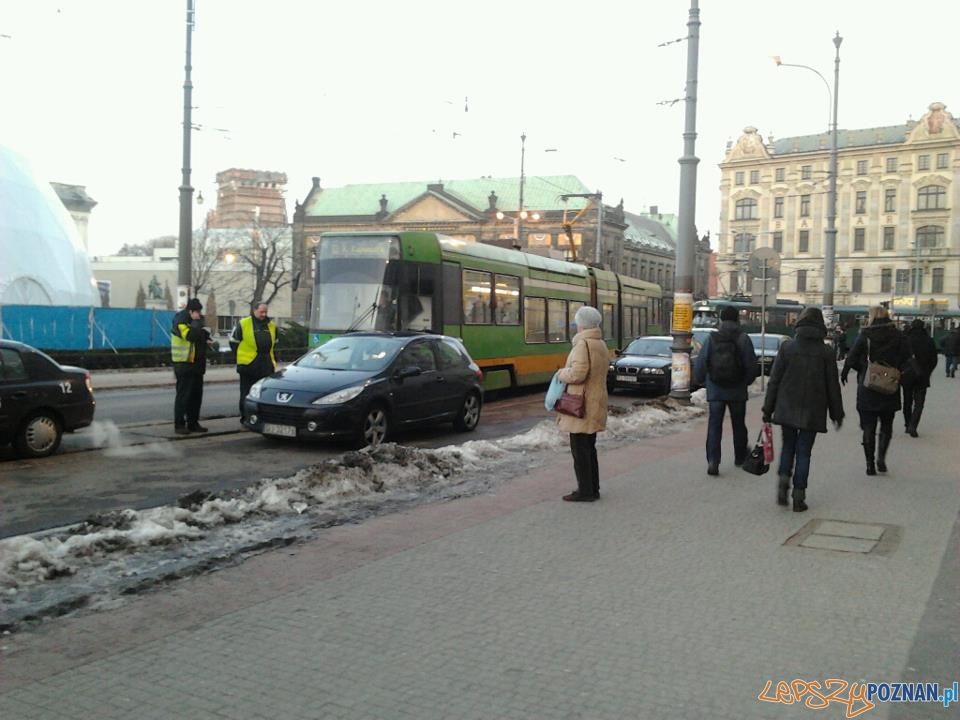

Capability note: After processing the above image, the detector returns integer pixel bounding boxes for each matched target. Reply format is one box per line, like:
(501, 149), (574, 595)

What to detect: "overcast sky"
(2, 0), (957, 256)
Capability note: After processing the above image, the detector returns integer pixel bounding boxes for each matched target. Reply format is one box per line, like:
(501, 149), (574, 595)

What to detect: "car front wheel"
(14, 411), (63, 458)
(453, 392), (481, 432)
(357, 404), (389, 448)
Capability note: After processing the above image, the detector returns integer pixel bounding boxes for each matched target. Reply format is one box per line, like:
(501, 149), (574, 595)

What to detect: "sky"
(2, 0), (958, 257)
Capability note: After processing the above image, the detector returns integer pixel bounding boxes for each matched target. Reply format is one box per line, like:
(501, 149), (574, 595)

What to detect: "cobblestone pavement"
(2, 374), (958, 719)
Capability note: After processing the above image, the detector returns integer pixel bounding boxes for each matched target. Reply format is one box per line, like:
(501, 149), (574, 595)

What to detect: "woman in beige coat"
(556, 305), (609, 502)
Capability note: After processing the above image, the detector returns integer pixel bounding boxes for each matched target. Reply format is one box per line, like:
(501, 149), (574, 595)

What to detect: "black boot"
(877, 432), (890, 473)
(793, 488), (808, 513)
(863, 430), (876, 475)
(777, 474), (790, 506)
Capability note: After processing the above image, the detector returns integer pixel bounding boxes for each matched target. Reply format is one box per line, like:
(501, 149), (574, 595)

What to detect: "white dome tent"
(0, 145), (99, 307)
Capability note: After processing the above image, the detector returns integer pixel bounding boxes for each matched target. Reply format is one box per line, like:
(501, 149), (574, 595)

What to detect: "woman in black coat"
(763, 308), (844, 512)
(901, 319), (938, 437)
(841, 306), (911, 475)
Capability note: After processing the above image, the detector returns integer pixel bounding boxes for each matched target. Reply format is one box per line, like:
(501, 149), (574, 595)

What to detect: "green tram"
(309, 232), (663, 390)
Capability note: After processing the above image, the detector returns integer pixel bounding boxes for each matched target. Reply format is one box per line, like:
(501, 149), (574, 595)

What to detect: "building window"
(774, 196), (784, 218)
(881, 268), (892, 293)
(883, 226), (895, 250)
(852, 269), (863, 293)
(797, 270), (807, 292)
(918, 154), (930, 171)
(916, 225), (944, 248)
(750, 170), (760, 184)
(886, 157), (898, 173)
(734, 198), (757, 220)
(895, 269), (910, 295)
(856, 159), (867, 176)
(801, 165), (812, 180)
(854, 227), (865, 252)
(494, 274), (521, 325)
(917, 185), (946, 210)
(775, 167), (785, 182)
(932, 267), (944, 293)
(463, 270), (492, 324)
(937, 152), (949, 169)
(523, 297), (546, 343)
(799, 194), (810, 217)
(855, 190), (867, 214)
(772, 231), (783, 252)
(734, 233), (755, 253)
(735, 171), (744, 186)
(798, 230), (809, 253)
(729, 270), (739, 295)
(884, 188), (896, 212)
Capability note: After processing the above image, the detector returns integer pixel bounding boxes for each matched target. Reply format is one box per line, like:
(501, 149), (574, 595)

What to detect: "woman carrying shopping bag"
(555, 305), (608, 502)
(762, 308), (844, 512)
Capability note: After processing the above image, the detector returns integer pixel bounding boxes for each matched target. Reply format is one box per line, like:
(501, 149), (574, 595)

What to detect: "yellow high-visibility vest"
(170, 322), (196, 363)
(236, 316), (277, 368)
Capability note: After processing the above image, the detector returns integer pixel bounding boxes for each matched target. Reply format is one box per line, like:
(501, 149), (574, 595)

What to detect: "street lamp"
(775, 31), (843, 328)
(176, 0), (197, 311)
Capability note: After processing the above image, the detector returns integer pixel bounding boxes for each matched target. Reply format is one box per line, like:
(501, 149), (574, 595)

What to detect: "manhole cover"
(785, 519), (902, 556)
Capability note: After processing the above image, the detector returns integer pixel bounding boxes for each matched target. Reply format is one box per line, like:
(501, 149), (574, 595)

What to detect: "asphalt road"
(93, 383), (241, 426)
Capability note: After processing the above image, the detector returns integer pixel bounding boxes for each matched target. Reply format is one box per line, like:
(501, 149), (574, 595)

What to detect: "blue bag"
(545, 372), (566, 411)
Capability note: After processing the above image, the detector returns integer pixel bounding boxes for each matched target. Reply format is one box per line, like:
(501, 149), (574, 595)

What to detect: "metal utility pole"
(516, 133), (527, 248)
(669, 0), (700, 403)
(822, 31), (842, 329)
(176, 0), (196, 310)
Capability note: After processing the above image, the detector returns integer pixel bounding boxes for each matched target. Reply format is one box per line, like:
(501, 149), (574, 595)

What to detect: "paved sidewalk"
(91, 365), (240, 391)
(1, 375), (958, 719)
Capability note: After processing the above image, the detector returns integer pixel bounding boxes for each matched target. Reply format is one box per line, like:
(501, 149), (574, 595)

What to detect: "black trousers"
(569, 433), (599, 497)
(859, 409), (894, 436)
(174, 369), (204, 427)
(902, 383), (927, 431)
(239, 372), (268, 417)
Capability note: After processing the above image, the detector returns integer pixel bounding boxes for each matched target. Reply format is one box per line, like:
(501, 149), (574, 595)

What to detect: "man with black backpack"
(693, 305), (759, 475)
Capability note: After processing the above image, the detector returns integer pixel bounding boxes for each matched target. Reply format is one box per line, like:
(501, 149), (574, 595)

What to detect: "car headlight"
(608, 364), (616, 371)
(248, 379), (264, 400)
(313, 385), (365, 405)
(648, 368), (665, 375)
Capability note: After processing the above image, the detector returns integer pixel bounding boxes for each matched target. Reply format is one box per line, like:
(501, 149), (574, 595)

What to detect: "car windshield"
(625, 339), (672, 357)
(296, 336), (404, 372)
(750, 336), (781, 350)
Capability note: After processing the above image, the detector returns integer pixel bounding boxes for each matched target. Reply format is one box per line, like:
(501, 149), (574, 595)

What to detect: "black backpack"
(709, 332), (744, 388)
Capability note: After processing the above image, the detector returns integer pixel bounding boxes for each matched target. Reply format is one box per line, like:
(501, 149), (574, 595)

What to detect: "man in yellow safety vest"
(230, 302), (277, 421)
(171, 298), (211, 434)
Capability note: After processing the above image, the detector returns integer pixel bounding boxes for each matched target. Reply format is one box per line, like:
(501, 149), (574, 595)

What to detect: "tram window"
(602, 303), (615, 339)
(494, 274), (520, 325)
(548, 299), (568, 342)
(463, 270), (492, 324)
(569, 301), (586, 326)
(524, 297), (546, 343)
(442, 263), (462, 326)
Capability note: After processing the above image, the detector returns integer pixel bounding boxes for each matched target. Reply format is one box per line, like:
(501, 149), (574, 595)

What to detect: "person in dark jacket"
(230, 303), (278, 421)
(762, 308), (844, 512)
(171, 298), (210, 434)
(693, 306), (758, 475)
(833, 325), (849, 362)
(941, 326), (960, 378)
(841, 306), (911, 475)
(901, 319), (938, 437)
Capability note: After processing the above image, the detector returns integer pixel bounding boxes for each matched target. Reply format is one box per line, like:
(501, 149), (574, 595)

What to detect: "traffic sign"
(751, 278), (778, 307)
(749, 247), (781, 279)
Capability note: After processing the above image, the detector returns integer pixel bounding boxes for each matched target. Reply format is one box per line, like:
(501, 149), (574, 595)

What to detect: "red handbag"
(555, 342), (592, 419)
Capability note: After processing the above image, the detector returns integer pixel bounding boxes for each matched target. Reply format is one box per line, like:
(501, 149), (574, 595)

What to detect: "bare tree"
(235, 222), (293, 307)
(191, 224), (234, 297)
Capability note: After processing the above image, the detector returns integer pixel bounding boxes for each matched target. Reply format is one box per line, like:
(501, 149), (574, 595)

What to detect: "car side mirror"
(394, 366), (422, 381)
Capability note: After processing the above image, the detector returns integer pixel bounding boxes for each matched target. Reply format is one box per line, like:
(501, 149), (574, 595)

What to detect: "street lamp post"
(775, 31), (842, 327)
(516, 133), (527, 247)
(177, 0), (196, 311)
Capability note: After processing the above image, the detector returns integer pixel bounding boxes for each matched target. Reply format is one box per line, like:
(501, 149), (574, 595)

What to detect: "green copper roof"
(304, 175), (593, 217)
(622, 211), (676, 253)
(773, 124), (912, 155)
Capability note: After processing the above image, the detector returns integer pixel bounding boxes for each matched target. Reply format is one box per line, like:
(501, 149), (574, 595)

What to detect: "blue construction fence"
(0, 305), (176, 350)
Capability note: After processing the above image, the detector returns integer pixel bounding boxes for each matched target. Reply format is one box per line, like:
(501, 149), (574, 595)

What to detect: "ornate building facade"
(717, 102), (959, 311)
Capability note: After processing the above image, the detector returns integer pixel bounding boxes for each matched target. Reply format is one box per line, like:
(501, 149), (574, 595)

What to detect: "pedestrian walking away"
(841, 306), (911, 475)
(901, 319), (938, 437)
(693, 305), (758, 476)
(762, 308), (844, 512)
(230, 302), (278, 422)
(833, 325), (849, 362)
(555, 305), (608, 502)
(941, 324), (960, 378)
(171, 298), (211, 434)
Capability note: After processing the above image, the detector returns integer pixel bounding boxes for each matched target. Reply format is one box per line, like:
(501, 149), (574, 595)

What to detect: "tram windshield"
(313, 236), (401, 332)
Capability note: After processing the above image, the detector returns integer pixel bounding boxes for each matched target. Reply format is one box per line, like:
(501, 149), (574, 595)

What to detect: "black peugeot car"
(0, 340), (95, 458)
(607, 335), (702, 395)
(244, 332), (484, 447)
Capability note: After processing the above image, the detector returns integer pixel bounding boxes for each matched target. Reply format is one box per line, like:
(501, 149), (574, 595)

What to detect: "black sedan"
(607, 336), (702, 395)
(244, 332), (484, 447)
(0, 340), (95, 458)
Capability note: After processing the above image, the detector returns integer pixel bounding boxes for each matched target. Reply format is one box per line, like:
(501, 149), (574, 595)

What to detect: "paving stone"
(800, 534), (878, 553)
(816, 520), (885, 540)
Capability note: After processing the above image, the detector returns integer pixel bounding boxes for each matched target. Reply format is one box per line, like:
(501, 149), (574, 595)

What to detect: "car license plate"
(262, 423), (296, 438)
(619, 375), (638, 382)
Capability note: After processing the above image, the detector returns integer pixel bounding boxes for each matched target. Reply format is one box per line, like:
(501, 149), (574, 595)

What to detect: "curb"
(94, 377), (239, 392)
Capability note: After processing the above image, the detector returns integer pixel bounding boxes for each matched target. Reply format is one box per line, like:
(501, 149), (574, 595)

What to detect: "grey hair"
(574, 305), (603, 330)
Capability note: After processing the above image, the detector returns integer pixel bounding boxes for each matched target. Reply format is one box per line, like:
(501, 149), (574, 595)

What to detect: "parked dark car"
(748, 333), (790, 375)
(0, 340), (95, 458)
(607, 336), (702, 395)
(244, 332), (484, 447)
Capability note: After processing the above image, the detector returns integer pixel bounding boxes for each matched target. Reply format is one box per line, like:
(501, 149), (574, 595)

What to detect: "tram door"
(440, 262), (463, 337)
(399, 262), (439, 332)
